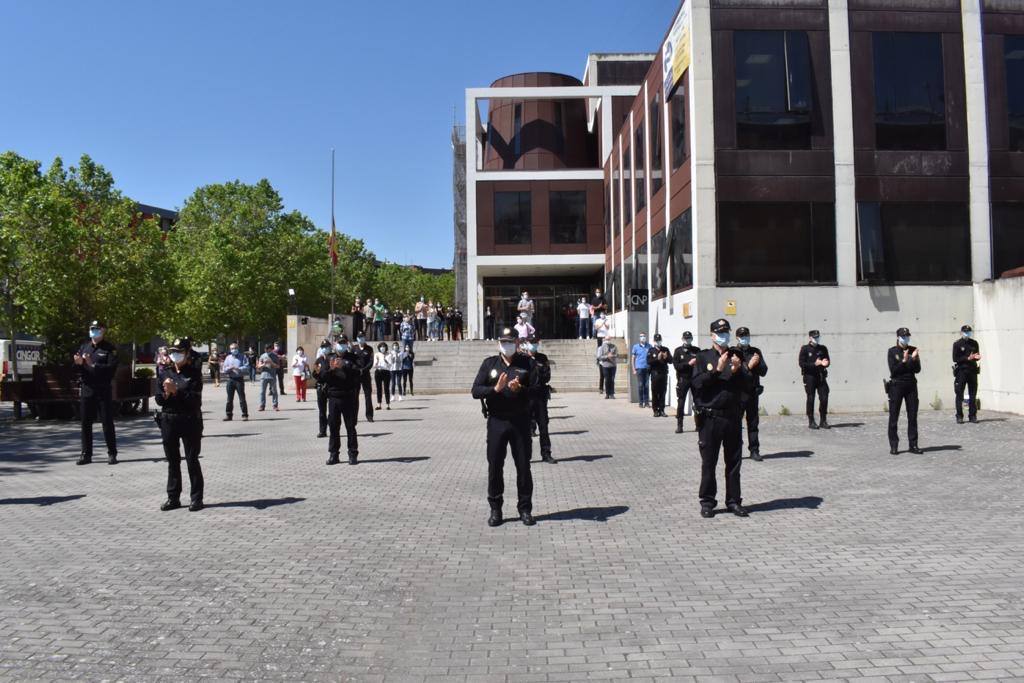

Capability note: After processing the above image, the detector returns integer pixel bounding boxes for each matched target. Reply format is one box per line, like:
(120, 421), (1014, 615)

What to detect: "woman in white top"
(594, 312), (610, 348)
(576, 297), (592, 339)
(291, 347), (309, 402)
(372, 342), (392, 410)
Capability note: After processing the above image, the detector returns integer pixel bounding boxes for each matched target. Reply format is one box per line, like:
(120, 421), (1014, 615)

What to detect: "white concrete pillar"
(962, 0), (992, 282)
(465, 91), (480, 337)
(690, 0), (716, 327)
(829, 0), (858, 287)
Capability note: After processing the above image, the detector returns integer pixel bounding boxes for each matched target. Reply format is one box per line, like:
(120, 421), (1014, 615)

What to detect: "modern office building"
(464, 0), (1024, 413)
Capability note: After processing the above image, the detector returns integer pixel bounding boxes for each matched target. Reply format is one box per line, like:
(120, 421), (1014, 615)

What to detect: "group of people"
(482, 288), (612, 342)
(350, 297), (463, 343)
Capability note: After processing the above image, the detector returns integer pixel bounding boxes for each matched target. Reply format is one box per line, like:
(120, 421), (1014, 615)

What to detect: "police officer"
(320, 335), (360, 465)
(73, 320), (119, 465)
(314, 340), (331, 438)
(887, 327), (923, 455)
(799, 330), (830, 429)
(352, 333), (375, 423)
(522, 336), (555, 464)
(953, 324), (981, 424)
(672, 331), (700, 433)
(471, 327), (539, 527)
(155, 338), (205, 511)
(735, 327), (767, 461)
(647, 333), (671, 417)
(691, 319), (749, 518)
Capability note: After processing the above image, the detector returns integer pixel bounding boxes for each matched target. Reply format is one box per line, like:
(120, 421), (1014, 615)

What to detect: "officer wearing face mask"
(887, 327), (923, 455)
(522, 336), (555, 464)
(314, 339), (331, 438)
(320, 335), (361, 465)
(155, 338), (205, 512)
(735, 327), (767, 461)
(646, 334), (671, 418)
(691, 319), (749, 518)
(73, 320), (119, 465)
(471, 327), (541, 527)
(952, 324), (981, 424)
(352, 334), (375, 423)
(799, 330), (831, 430)
(672, 331), (700, 433)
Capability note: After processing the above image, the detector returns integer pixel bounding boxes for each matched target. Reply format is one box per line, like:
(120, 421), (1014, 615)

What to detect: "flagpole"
(330, 148), (336, 330)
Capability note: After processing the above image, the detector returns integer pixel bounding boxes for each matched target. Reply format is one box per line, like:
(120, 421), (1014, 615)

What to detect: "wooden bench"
(0, 365), (152, 420)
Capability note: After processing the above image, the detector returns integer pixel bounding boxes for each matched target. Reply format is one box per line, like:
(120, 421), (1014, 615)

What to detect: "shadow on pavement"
(356, 456), (430, 464)
(758, 450), (813, 459)
(206, 497), (306, 510)
(974, 418), (1007, 423)
(0, 418), (162, 476)
(827, 422), (864, 428)
(548, 416), (574, 420)
(555, 454), (612, 463)
(205, 433), (261, 439)
(550, 430), (589, 436)
(921, 444), (962, 453)
(374, 418), (423, 422)
(745, 496), (823, 513)
(0, 494), (87, 506)
(535, 505), (629, 522)
(359, 433), (394, 438)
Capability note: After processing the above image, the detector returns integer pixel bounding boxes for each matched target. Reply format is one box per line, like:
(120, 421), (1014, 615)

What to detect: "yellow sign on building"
(662, 0), (691, 95)
(725, 300), (737, 316)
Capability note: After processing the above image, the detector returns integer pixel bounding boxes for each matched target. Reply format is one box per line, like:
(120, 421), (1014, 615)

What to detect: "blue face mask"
(231, 349), (240, 356)
(737, 337), (750, 348)
(963, 331), (972, 339)
(898, 336), (911, 347)
(336, 344), (349, 353)
(89, 328), (103, 340)
(712, 332), (730, 347)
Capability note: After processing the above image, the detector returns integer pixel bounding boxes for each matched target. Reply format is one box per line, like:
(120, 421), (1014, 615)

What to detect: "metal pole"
(330, 148), (336, 333)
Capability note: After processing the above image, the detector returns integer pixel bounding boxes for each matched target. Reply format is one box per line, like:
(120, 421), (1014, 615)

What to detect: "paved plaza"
(1, 388), (1023, 682)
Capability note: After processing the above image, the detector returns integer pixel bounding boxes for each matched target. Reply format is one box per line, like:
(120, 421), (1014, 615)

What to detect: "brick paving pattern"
(1, 389), (1023, 681)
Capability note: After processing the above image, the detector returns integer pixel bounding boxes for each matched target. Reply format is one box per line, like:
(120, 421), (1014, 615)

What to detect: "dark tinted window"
(991, 203), (1024, 277)
(622, 146), (633, 222)
(873, 32), (946, 150)
(634, 241), (648, 291)
(611, 168), (620, 239)
(622, 257), (633, 307)
(634, 123), (646, 213)
(734, 30), (813, 149)
(670, 84), (687, 170)
(549, 191), (587, 244)
(1006, 36), (1024, 152)
(856, 202), (970, 283)
(719, 202), (836, 284)
(611, 266), (621, 312)
(651, 230), (667, 300)
(605, 182), (612, 246)
(494, 191), (531, 245)
(669, 209), (693, 292)
(513, 103), (523, 157)
(649, 92), (664, 196)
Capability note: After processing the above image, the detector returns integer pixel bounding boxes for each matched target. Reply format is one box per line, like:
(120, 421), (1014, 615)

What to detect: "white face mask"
(169, 352), (185, 364)
(639, 336), (647, 344)
(499, 342), (517, 357)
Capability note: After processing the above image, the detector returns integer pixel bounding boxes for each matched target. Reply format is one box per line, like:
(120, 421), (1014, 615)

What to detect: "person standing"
(156, 338), (204, 512)
(953, 324), (981, 424)
(400, 315), (416, 353)
(363, 300), (376, 341)
(399, 344), (415, 396)
(590, 287), (607, 320)
(372, 298), (387, 341)
(291, 347), (309, 402)
(799, 330), (830, 429)
(576, 297), (592, 339)
(471, 327), (540, 527)
(221, 342), (249, 421)
(350, 334), (375, 423)
(483, 305), (496, 341)
(735, 327), (767, 461)
(522, 336), (555, 463)
(887, 327), (923, 455)
(594, 313), (611, 394)
(514, 313), (535, 342)
(314, 340), (331, 437)
(257, 343), (280, 412)
(351, 298), (365, 339)
(672, 331), (700, 434)
(373, 342), (392, 410)
(428, 301), (439, 341)
(647, 334), (671, 417)
(517, 291), (535, 325)
(691, 319), (749, 518)
(631, 333), (652, 409)
(245, 346), (258, 382)
(454, 309), (464, 340)
(597, 337), (618, 399)
(273, 340), (287, 395)
(73, 320), (119, 465)
(415, 296), (428, 340)
(320, 336), (361, 465)
(208, 343), (221, 387)
(390, 342), (404, 400)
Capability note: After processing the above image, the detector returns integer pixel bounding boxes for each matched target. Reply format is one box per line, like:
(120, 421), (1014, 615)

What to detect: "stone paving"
(1, 385), (1023, 682)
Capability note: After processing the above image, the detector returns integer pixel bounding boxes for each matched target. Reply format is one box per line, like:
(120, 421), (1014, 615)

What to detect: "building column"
(690, 0), (717, 330)
(465, 91), (480, 337)
(829, 0), (857, 287)
(963, 0), (992, 282)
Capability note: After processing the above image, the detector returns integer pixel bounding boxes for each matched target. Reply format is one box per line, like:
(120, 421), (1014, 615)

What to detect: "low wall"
(973, 277), (1024, 415)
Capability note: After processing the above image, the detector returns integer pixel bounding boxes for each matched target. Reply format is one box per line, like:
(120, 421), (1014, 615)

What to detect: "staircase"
(409, 338), (628, 394)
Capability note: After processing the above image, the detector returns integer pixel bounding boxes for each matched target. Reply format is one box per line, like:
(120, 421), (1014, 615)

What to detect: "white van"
(0, 339), (44, 381)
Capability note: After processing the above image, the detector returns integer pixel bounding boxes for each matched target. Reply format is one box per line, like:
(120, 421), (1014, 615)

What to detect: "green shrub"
(779, 405), (791, 416)
(134, 367), (155, 379)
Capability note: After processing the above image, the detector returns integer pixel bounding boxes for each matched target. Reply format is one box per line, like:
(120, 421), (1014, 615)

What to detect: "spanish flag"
(328, 216), (338, 267)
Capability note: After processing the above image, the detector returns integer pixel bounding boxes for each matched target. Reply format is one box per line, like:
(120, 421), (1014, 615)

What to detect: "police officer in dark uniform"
(73, 320), (119, 465)
(471, 327), (540, 527)
(735, 327), (768, 461)
(887, 327), (923, 455)
(320, 335), (360, 465)
(314, 340), (331, 438)
(647, 333), (671, 417)
(672, 331), (700, 433)
(952, 324), (981, 424)
(523, 336), (555, 463)
(691, 319), (749, 518)
(799, 329), (830, 429)
(352, 333), (375, 423)
(155, 338), (205, 511)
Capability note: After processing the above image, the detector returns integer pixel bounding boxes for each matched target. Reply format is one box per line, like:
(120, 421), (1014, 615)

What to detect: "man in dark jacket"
(647, 333), (672, 418)
(352, 334), (375, 423)
(952, 324), (981, 424)
(736, 327), (768, 461)
(672, 331), (700, 433)
(799, 330), (830, 429)
(155, 338), (205, 511)
(74, 320), (119, 465)
(314, 340), (331, 438)
(523, 336), (555, 463)
(887, 327), (923, 455)
(319, 335), (361, 465)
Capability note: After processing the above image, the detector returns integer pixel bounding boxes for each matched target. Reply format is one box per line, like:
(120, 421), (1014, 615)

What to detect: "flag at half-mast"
(328, 216), (339, 267)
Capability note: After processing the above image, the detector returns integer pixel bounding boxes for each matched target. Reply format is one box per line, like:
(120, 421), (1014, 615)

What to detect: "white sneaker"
(398, 395), (404, 401)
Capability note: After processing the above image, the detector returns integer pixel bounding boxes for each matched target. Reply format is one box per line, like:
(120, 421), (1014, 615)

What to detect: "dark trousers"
(486, 414), (533, 513)
(650, 371), (668, 413)
(888, 382), (919, 449)
(358, 372), (374, 420)
(328, 394), (358, 457)
(316, 385), (328, 435)
(225, 378), (248, 418)
(803, 375), (829, 421)
(374, 320), (385, 340)
(531, 396), (551, 457)
(954, 370), (978, 420)
(209, 363), (220, 384)
(602, 365), (617, 397)
(416, 318), (426, 340)
(80, 391), (117, 457)
(676, 377), (694, 430)
(697, 413), (743, 507)
(401, 368), (414, 395)
(484, 319), (495, 340)
(635, 368), (650, 405)
(741, 396), (760, 453)
(161, 414), (203, 504)
(277, 367), (286, 394)
(374, 370), (391, 406)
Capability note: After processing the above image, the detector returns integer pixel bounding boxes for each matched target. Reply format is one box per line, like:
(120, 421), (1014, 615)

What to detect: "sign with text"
(662, 0), (691, 95)
(628, 288), (650, 312)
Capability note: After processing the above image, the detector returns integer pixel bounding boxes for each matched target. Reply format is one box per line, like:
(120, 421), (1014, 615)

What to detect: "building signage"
(628, 288), (650, 312)
(662, 0), (691, 95)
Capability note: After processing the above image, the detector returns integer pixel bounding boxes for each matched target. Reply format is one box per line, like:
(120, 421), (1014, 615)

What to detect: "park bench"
(0, 365), (152, 420)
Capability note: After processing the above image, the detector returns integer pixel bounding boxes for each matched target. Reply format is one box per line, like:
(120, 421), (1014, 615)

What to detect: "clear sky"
(0, 1), (676, 268)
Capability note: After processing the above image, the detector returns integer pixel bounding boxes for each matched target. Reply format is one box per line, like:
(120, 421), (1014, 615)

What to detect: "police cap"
(89, 320), (106, 329)
(808, 329), (820, 338)
(961, 324), (972, 333)
(653, 333), (662, 342)
(337, 334), (350, 345)
(736, 326), (750, 337)
(498, 326), (519, 342)
(320, 339), (331, 349)
(896, 327), (911, 337)
(682, 331), (693, 341)
(710, 318), (731, 334)
(168, 337), (192, 352)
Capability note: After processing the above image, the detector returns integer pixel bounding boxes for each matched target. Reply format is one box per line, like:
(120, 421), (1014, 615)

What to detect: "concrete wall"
(973, 278), (1024, 415)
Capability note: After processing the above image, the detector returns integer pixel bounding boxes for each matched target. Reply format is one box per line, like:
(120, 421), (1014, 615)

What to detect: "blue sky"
(1, 1), (675, 268)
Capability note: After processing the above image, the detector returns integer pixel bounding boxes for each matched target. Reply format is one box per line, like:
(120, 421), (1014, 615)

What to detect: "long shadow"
(0, 419), (165, 476)
(827, 422), (864, 428)
(744, 496), (823, 513)
(920, 444), (962, 453)
(549, 430), (589, 436)
(0, 494), (86, 506)
(205, 497), (306, 510)
(534, 505), (629, 522)
(393, 406), (428, 410)
(974, 418), (1007, 423)
(205, 433), (261, 439)
(249, 417), (289, 421)
(555, 454), (612, 463)
(116, 457), (171, 463)
(373, 418), (423, 423)
(548, 416), (574, 420)
(356, 456), (430, 464)
(757, 450), (813, 460)
(358, 432), (394, 438)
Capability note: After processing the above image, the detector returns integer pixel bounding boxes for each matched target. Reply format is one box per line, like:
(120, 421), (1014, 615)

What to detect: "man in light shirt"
(221, 342), (250, 422)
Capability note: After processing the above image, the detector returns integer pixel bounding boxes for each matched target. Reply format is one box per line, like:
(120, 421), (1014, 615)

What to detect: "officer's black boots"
(819, 420), (831, 429)
(348, 452), (358, 465)
(890, 447), (899, 455)
(317, 431), (327, 438)
(750, 450), (763, 462)
(160, 499), (181, 511)
(488, 508), (503, 527)
(675, 419), (684, 434)
(700, 506), (714, 519)
(956, 416), (964, 424)
(107, 454), (117, 465)
(188, 501), (204, 512)
(541, 454), (556, 464)
(969, 417), (978, 424)
(908, 445), (924, 455)
(808, 417), (819, 430)
(326, 455), (339, 465)
(520, 511), (536, 526)
(727, 503), (749, 517)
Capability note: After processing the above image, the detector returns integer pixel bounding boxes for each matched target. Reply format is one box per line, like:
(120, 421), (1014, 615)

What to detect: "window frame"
(493, 190), (532, 245)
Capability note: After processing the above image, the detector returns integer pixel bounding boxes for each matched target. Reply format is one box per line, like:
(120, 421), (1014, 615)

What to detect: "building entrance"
(482, 277), (598, 339)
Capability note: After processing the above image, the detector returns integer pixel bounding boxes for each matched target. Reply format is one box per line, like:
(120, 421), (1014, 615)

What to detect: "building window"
(633, 242), (648, 291)
(605, 182), (612, 246)
(513, 103), (523, 158)
(734, 30), (813, 149)
(990, 203), (1024, 278)
(670, 84), (687, 170)
(649, 92), (664, 196)
(611, 168), (620, 239)
(873, 32), (945, 151)
(610, 266), (620, 313)
(669, 209), (693, 292)
(622, 146), (633, 222)
(1006, 36), (1024, 152)
(856, 202), (970, 283)
(634, 123), (646, 213)
(622, 257), (633, 307)
(493, 191), (531, 245)
(651, 230), (667, 300)
(718, 202), (836, 284)
(549, 191), (587, 244)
